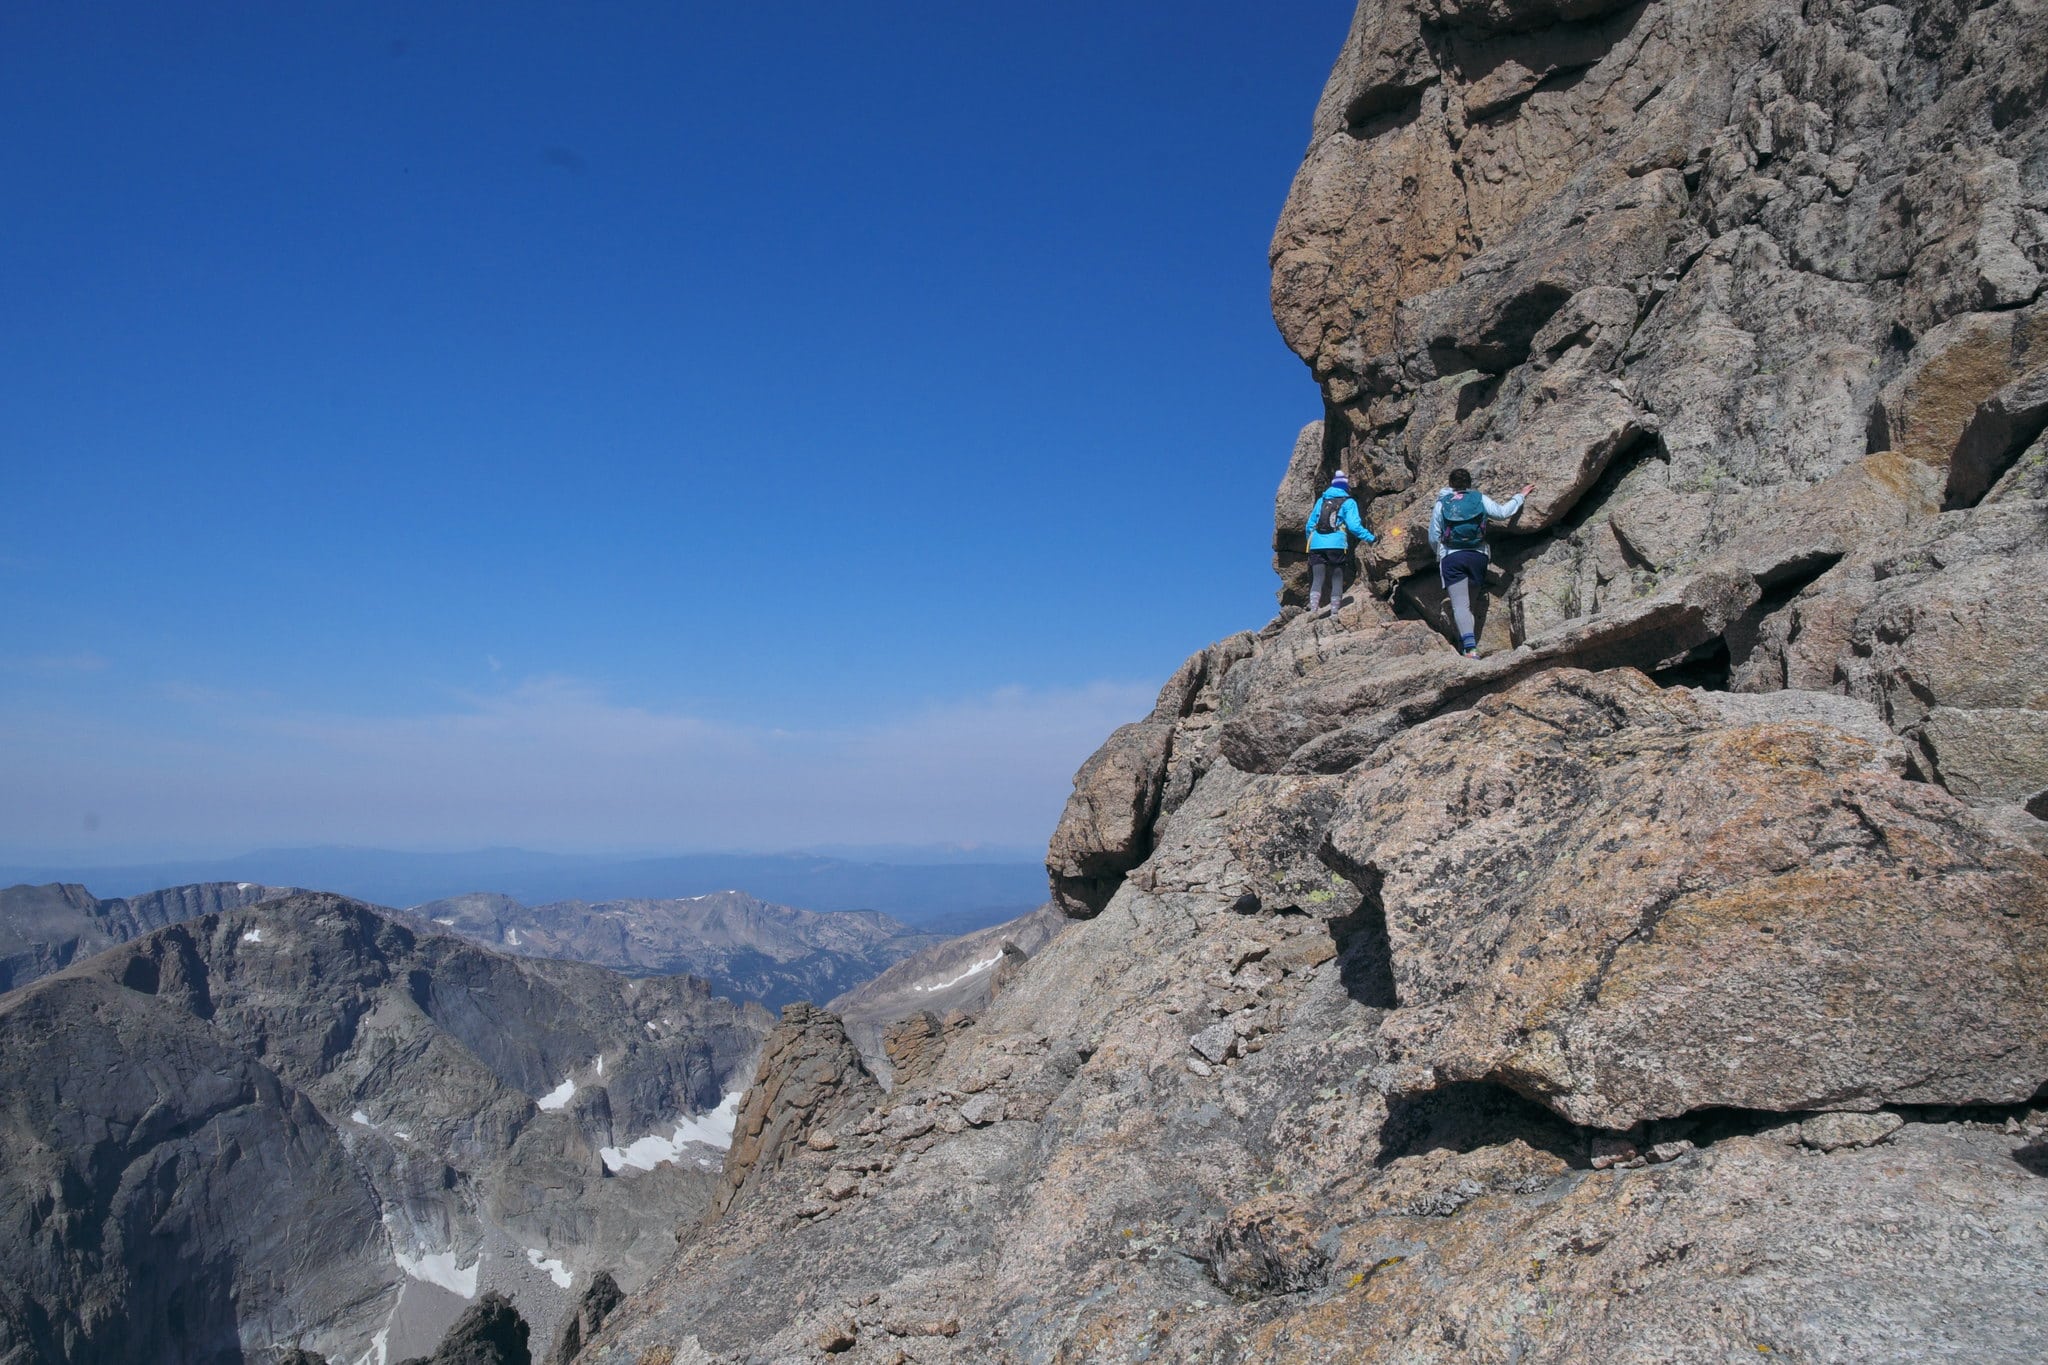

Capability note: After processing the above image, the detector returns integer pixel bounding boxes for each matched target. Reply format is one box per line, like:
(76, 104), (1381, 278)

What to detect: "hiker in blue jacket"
(1304, 470), (1376, 616)
(1429, 467), (1534, 657)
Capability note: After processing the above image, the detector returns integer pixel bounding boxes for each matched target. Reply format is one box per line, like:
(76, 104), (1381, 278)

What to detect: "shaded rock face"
(0, 879), (300, 992)
(0, 894), (769, 1365)
(574, 2), (2048, 1360)
(407, 890), (942, 1012)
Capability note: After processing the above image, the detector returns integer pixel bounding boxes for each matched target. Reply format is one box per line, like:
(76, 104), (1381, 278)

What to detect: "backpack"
(1314, 493), (1350, 536)
(1439, 489), (1488, 550)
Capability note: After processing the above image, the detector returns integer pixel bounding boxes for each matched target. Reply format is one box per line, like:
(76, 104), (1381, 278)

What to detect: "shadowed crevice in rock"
(1441, 281), (1575, 374)
(1375, 1082), (1587, 1169)
(1316, 843), (1398, 1010)
(1648, 638), (1730, 690)
(1944, 369), (2048, 509)
(1344, 79), (1436, 134)
(1421, 0), (1651, 126)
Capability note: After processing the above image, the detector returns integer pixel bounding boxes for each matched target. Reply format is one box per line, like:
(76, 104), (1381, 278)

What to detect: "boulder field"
(582, 0), (2048, 1360)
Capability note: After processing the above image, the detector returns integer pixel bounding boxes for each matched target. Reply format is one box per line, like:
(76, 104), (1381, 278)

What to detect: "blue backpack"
(1439, 489), (1487, 550)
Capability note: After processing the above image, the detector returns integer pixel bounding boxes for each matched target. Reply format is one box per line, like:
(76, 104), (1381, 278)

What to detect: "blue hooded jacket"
(1305, 485), (1376, 552)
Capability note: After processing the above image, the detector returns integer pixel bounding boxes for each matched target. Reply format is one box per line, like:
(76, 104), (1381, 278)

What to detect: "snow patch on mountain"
(600, 1091), (744, 1172)
(525, 1248), (572, 1289)
(393, 1247), (478, 1299)
(913, 950), (1003, 993)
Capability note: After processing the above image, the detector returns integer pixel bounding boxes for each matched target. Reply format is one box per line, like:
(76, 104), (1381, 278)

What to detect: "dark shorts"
(1439, 549), (1489, 589)
(1309, 548), (1349, 566)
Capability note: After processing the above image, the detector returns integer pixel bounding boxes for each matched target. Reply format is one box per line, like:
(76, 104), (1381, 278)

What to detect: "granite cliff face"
(410, 892), (942, 1012)
(574, 1), (2048, 1360)
(0, 893), (769, 1365)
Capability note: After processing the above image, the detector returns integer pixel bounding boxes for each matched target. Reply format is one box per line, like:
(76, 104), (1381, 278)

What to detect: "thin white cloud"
(0, 674), (1155, 855)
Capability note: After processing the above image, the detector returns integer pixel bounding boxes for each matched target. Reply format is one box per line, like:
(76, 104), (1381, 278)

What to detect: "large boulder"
(1324, 669), (2048, 1127)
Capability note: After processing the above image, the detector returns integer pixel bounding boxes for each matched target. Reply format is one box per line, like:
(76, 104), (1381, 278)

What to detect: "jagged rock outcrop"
(409, 891), (942, 1011)
(546, 1273), (621, 1365)
(0, 893), (769, 1365)
(0, 879), (300, 992)
(395, 1292), (530, 1365)
(710, 1004), (884, 1221)
(576, 1), (2048, 1360)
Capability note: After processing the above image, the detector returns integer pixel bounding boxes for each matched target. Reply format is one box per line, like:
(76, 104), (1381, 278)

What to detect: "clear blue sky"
(1, 2), (1351, 860)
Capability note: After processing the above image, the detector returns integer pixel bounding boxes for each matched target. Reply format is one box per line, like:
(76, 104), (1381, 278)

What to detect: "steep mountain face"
(0, 880), (299, 992)
(575, 2), (2048, 1361)
(409, 891), (942, 1012)
(0, 893), (769, 1365)
(826, 904), (1067, 1080)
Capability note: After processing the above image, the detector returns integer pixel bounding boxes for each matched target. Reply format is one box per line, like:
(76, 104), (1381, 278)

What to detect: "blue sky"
(1, 2), (1351, 859)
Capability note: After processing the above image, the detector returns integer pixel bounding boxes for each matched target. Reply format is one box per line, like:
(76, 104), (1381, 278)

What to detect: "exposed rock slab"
(1324, 669), (2048, 1127)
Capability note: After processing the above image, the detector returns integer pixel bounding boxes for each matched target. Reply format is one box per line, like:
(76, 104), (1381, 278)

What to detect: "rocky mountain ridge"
(0, 893), (770, 1365)
(408, 891), (943, 1011)
(571, 1), (2048, 1360)
(0, 879), (301, 993)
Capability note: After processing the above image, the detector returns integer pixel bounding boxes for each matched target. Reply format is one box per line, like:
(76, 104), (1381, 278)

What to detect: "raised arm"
(1343, 498), (1376, 544)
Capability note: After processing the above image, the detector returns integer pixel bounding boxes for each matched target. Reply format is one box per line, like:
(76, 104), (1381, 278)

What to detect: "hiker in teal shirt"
(1304, 471), (1376, 615)
(1428, 466), (1534, 657)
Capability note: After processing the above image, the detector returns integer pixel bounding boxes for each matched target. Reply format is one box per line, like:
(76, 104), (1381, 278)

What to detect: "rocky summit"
(0, 892), (770, 1365)
(573, 1), (2048, 1361)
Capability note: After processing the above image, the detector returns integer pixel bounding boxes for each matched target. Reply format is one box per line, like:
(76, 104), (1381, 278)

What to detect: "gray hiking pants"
(1440, 549), (1489, 647)
(1308, 555), (1345, 610)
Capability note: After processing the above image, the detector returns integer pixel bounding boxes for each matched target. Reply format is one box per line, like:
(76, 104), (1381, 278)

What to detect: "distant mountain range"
(0, 892), (769, 1364)
(0, 847), (1045, 931)
(408, 890), (946, 1011)
(0, 879), (300, 991)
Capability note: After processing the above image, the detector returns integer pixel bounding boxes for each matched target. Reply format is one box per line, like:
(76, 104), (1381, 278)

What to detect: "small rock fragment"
(1799, 1111), (1904, 1152)
(805, 1130), (838, 1151)
(820, 1171), (860, 1201)
(1187, 1058), (1213, 1077)
(1190, 1023), (1238, 1065)
(1590, 1136), (1639, 1170)
(959, 1092), (1006, 1127)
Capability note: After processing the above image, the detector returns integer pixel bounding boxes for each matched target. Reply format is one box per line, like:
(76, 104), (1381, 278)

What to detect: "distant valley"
(408, 890), (947, 1011)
